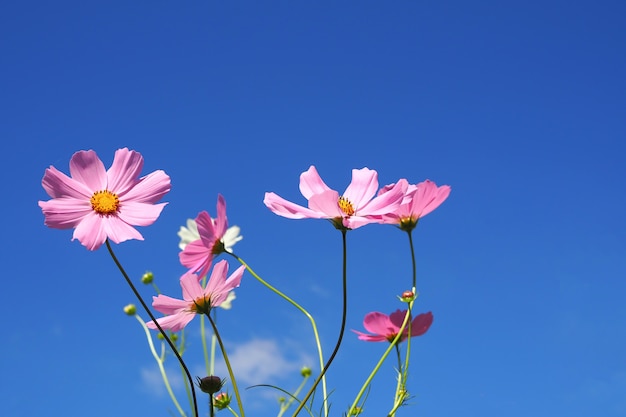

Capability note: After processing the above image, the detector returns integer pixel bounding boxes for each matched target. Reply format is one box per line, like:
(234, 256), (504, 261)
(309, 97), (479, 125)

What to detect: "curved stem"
(105, 240), (199, 417)
(292, 229), (349, 417)
(207, 314), (246, 417)
(228, 252), (328, 417)
(134, 314), (187, 417)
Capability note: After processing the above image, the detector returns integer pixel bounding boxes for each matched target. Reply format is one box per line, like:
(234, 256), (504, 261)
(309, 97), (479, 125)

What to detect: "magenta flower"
(146, 260), (245, 332)
(38, 148), (171, 250)
(179, 194), (231, 279)
(380, 180), (450, 231)
(352, 309), (433, 342)
(264, 166), (408, 230)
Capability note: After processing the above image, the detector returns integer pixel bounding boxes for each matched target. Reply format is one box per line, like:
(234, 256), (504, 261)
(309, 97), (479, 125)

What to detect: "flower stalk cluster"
(39, 149), (450, 417)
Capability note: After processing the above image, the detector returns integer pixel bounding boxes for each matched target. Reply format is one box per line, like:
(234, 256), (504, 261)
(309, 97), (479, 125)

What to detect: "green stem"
(228, 252), (328, 417)
(407, 230), (416, 289)
(105, 240), (199, 417)
(292, 229), (349, 417)
(134, 315), (187, 417)
(207, 314), (245, 417)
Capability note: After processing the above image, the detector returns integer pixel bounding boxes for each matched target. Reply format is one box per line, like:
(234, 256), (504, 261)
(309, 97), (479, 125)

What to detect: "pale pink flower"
(38, 148), (170, 250)
(352, 309), (433, 342)
(380, 180), (450, 230)
(146, 260), (245, 332)
(179, 194), (230, 279)
(264, 166), (408, 230)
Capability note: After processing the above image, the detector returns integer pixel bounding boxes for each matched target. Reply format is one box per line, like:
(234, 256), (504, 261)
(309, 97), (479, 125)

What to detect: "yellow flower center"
(338, 196), (355, 216)
(90, 190), (119, 215)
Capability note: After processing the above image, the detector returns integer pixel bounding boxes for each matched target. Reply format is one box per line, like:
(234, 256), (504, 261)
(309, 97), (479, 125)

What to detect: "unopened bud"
(123, 304), (137, 315)
(141, 271), (154, 284)
(197, 375), (224, 395)
(350, 406), (363, 415)
(399, 290), (416, 302)
(213, 392), (231, 410)
(300, 366), (312, 377)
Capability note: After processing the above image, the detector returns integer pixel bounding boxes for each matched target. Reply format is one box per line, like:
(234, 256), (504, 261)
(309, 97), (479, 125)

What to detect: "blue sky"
(2, 1), (625, 416)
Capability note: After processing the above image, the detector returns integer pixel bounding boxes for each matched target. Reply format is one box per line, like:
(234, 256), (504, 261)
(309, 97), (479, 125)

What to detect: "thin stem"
(207, 314), (246, 417)
(134, 314), (187, 417)
(228, 252), (328, 417)
(407, 230), (416, 289)
(105, 240), (199, 417)
(292, 229), (349, 417)
(277, 374), (311, 417)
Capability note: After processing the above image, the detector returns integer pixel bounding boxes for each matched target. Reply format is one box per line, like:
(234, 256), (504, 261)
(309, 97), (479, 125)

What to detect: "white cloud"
(214, 338), (314, 386)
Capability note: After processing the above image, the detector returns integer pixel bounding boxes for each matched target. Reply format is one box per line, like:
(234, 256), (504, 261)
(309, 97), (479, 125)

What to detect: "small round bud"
(123, 304), (137, 315)
(350, 406), (363, 415)
(197, 375), (224, 395)
(300, 366), (312, 377)
(277, 396), (286, 404)
(399, 290), (416, 302)
(141, 271), (154, 284)
(213, 392), (231, 410)
(170, 333), (178, 342)
(156, 333), (165, 340)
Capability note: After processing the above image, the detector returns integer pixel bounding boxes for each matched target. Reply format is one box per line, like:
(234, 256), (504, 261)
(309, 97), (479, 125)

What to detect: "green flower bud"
(399, 290), (416, 302)
(123, 304), (137, 315)
(141, 271), (154, 284)
(350, 406), (363, 415)
(300, 366), (312, 377)
(213, 392), (231, 410)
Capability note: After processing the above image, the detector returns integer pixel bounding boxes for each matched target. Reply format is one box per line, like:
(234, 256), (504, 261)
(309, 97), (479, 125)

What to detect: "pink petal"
(409, 181), (451, 218)
(408, 312), (434, 336)
(41, 165), (92, 200)
(179, 239), (213, 278)
(118, 201), (167, 226)
(359, 179), (408, 217)
(210, 264), (245, 306)
(100, 216), (144, 245)
(38, 198), (92, 229)
(351, 329), (388, 342)
(264, 192), (325, 219)
(389, 309), (410, 328)
(152, 294), (189, 315)
(214, 194), (228, 238)
(195, 211), (217, 247)
(107, 148), (144, 195)
(343, 215), (381, 230)
(146, 311), (195, 332)
(204, 260), (229, 296)
(308, 190), (342, 218)
(342, 168), (379, 209)
(69, 150), (107, 192)
(362, 312), (396, 335)
(71, 212), (109, 250)
(299, 166), (332, 199)
(180, 271), (205, 301)
(121, 170), (171, 203)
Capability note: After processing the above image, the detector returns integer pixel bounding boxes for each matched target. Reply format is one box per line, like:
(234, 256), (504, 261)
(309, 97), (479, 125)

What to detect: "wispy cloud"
(214, 337), (314, 386)
(140, 365), (186, 397)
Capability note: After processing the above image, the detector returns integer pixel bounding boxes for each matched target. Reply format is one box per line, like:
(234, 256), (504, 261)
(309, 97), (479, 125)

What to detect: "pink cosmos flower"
(146, 260), (245, 332)
(179, 194), (231, 279)
(352, 309), (433, 342)
(38, 148), (171, 250)
(380, 180), (450, 231)
(264, 166), (408, 230)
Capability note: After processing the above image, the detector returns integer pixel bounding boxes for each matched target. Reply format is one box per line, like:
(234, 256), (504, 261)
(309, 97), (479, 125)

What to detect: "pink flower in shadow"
(352, 309), (433, 342)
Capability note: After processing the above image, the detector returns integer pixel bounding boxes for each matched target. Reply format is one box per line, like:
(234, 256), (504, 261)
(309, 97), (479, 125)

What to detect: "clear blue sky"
(2, 1), (625, 416)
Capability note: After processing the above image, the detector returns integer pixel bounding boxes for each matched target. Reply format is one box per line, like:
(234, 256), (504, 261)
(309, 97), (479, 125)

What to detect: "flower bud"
(399, 290), (416, 302)
(197, 375), (224, 395)
(141, 271), (154, 284)
(350, 406), (363, 415)
(300, 366), (312, 377)
(213, 392), (231, 410)
(123, 304), (137, 315)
